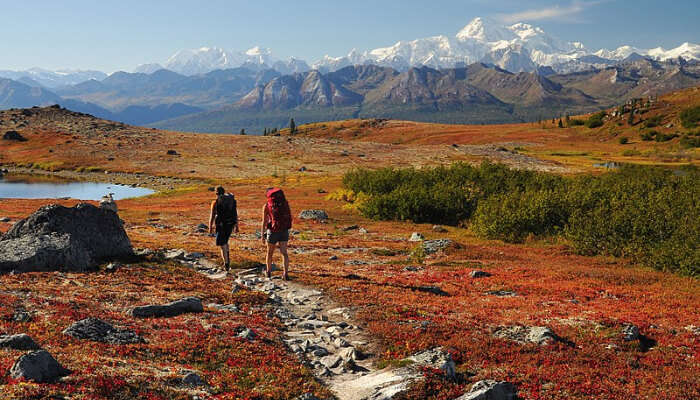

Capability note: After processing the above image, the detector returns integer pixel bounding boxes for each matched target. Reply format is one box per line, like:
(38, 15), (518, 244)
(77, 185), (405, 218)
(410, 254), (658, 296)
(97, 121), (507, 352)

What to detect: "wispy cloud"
(496, 1), (605, 24)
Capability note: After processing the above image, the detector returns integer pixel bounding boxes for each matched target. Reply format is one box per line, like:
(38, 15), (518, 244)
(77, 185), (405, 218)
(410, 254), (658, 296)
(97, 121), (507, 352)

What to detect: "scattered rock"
(493, 326), (560, 345)
(0, 217), (11, 223)
(487, 290), (517, 297)
(409, 232), (425, 242)
(321, 355), (342, 369)
(63, 318), (143, 344)
(182, 372), (206, 387)
(432, 225), (448, 233)
(104, 262), (121, 273)
(12, 309), (33, 322)
(237, 327), (256, 340)
(358, 227), (368, 234)
(166, 149), (178, 155)
(685, 325), (700, 335)
(423, 239), (453, 254)
(196, 223), (208, 233)
(403, 266), (423, 272)
(0, 204), (133, 273)
(131, 297), (203, 318)
(415, 285), (449, 296)
(407, 347), (456, 379)
(328, 255), (338, 261)
(0, 334), (40, 350)
(456, 380), (517, 400)
(470, 270), (491, 278)
(622, 324), (640, 341)
(3, 130), (27, 142)
(299, 210), (329, 221)
(343, 225), (359, 231)
(10, 350), (71, 383)
(294, 394), (322, 400)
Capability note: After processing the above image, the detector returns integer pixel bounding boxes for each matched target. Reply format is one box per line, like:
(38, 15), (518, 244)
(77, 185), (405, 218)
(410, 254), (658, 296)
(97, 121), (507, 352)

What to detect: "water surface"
(0, 176), (154, 200)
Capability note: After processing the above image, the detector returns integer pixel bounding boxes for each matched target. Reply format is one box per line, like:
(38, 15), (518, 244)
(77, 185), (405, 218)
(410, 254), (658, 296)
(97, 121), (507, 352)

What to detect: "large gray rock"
(331, 347), (455, 399)
(10, 350), (71, 383)
(0, 334), (40, 350)
(0, 203), (133, 273)
(423, 239), (453, 254)
(63, 317), (144, 344)
(299, 210), (328, 221)
(131, 297), (203, 318)
(456, 380), (517, 400)
(493, 326), (560, 345)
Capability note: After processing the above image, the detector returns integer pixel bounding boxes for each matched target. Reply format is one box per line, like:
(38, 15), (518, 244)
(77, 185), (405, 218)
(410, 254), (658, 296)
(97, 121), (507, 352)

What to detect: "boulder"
(622, 324), (640, 341)
(10, 350), (71, 383)
(0, 334), (40, 350)
(493, 326), (560, 345)
(423, 239), (453, 254)
(182, 372), (206, 387)
(470, 270), (492, 278)
(299, 210), (329, 221)
(131, 297), (203, 318)
(99, 194), (117, 213)
(0, 204), (133, 273)
(432, 225), (448, 233)
(408, 232), (425, 242)
(63, 318), (144, 344)
(3, 130), (27, 142)
(456, 380), (517, 400)
(331, 347), (454, 398)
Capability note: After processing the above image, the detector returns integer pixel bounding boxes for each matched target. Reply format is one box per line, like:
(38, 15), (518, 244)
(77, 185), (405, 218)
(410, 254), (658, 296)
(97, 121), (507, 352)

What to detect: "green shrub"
(618, 137), (629, 145)
(585, 112), (606, 128)
(643, 114), (663, 128)
(640, 131), (655, 141)
(341, 163), (699, 276)
(680, 135), (700, 148)
(680, 106), (700, 129)
(655, 132), (678, 142)
(569, 119), (585, 126)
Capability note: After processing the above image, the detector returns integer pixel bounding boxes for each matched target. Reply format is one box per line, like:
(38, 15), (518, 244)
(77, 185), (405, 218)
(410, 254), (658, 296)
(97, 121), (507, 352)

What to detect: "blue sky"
(1, 0), (698, 72)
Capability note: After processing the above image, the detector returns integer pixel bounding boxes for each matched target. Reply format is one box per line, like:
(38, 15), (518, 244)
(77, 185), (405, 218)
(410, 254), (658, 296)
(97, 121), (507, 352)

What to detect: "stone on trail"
(131, 297), (203, 318)
(456, 380), (518, 400)
(0, 334), (41, 350)
(432, 225), (448, 233)
(0, 203), (133, 273)
(299, 209), (329, 221)
(622, 324), (640, 341)
(63, 317), (144, 344)
(408, 232), (425, 242)
(331, 347), (455, 399)
(10, 350), (71, 383)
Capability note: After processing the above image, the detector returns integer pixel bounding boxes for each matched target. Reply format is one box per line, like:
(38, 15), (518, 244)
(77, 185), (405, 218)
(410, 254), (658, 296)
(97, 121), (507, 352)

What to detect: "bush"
(655, 132), (678, 142)
(569, 119), (585, 126)
(618, 137), (629, 144)
(680, 106), (700, 129)
(680, 135), (700, 148)
(643, 115), (663, 128)
(640, 131), (655, 141)
(340, 163), (699, 276)
(585, 112), (606, 128)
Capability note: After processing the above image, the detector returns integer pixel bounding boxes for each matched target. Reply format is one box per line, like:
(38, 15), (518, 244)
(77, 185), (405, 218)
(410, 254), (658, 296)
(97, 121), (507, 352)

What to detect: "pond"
(0, 175), (154, 200)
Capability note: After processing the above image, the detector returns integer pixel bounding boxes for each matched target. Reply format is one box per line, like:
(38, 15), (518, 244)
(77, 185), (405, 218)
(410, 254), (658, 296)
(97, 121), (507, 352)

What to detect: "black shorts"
(266, 229), (289, 244)
(216, 224), (234, 246)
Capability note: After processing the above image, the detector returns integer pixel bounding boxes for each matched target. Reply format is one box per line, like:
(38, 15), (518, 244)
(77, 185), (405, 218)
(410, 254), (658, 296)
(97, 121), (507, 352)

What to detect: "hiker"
(261, 188), (292, 280)
(209, 186), (239, 270)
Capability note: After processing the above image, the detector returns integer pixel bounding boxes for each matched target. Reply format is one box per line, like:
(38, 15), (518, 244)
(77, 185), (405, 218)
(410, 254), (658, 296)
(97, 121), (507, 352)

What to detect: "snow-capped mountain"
(159, 46), (309, 76)
(0, 68), (107, 88)
(312, 17), (699, 74)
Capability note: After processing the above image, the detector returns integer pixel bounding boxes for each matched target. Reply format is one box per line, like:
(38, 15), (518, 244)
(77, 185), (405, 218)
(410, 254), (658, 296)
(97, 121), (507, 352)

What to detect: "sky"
(1, 0), (698, 72)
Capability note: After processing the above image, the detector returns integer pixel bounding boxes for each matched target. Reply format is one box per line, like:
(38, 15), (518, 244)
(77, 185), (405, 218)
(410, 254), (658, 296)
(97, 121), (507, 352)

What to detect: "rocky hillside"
(154, 59), (699, 134)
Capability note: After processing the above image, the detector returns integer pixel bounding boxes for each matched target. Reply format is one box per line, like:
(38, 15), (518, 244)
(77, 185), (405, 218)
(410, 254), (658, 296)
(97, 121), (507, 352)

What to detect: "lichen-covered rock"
(0, 203), (133, 273)
(131, 297), (203, 318)
(409, 232), (425, 242)
(10, 350), (71, 383)
(423, 239), (453, 254)
(0, 334), (40, 350)
(493, 325), (560, 345)
(299, 210), (328, 221)
(63, 317), (144, 344)
(456, 380), (517, 400)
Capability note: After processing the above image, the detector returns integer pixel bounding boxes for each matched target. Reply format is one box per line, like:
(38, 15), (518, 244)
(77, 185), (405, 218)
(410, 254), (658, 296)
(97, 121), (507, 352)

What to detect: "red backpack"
(267, 188), (292, 232)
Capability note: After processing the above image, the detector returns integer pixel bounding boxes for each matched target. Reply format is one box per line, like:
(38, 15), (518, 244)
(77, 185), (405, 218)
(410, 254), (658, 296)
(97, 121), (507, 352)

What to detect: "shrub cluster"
(680, 106), (700, 129)
(585, 111), (606, 128)
(341, 162), (699, 276)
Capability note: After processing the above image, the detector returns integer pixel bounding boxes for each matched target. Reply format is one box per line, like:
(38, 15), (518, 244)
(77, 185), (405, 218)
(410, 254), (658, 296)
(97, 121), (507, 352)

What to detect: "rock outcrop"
(0, 334), (41, 350)
(131, 297), (203, 318)
(299, 210), (329, 221)
(0, 203), (133, 273)
(10, 350), (71, 383)
(3, 130), (27, 141)
(63, 318), (144, 344)
(456, 380), (517, 400)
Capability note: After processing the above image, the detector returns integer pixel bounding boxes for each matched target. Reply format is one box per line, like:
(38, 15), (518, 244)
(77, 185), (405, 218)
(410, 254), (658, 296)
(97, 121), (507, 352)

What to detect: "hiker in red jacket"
(261, 188), (292, 280)
(209, 186), (239, 271)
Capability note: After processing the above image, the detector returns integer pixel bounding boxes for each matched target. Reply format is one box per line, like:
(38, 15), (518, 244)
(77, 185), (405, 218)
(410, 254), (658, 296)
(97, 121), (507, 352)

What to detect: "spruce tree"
(558, 119), (564, 128)
(240, 128), (246, 135)
(289, 118), (296, 134)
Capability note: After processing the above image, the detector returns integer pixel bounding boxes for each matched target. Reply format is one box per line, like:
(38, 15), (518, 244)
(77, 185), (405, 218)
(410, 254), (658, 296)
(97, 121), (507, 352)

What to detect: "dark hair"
(216, 186), (225, 195)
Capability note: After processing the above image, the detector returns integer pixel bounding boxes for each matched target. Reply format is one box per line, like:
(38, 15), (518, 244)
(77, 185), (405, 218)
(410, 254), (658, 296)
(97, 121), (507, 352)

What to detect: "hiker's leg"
(221, 243), (230, 267)
(266, 243), (275, 277)
(279, 241), (289, 279)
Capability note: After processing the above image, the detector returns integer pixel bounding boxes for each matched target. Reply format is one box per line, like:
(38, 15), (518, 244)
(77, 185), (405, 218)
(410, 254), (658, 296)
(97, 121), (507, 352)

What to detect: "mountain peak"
(456, 17), (515, 42)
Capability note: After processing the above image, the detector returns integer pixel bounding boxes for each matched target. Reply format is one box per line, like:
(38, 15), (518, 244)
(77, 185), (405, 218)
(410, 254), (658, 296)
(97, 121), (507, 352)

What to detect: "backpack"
(215, 193), (237, 226)
(266, 188), (292, 232)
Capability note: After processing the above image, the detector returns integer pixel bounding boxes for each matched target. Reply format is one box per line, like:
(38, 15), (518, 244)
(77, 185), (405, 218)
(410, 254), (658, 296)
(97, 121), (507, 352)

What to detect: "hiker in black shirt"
(209, 186), (239, 271)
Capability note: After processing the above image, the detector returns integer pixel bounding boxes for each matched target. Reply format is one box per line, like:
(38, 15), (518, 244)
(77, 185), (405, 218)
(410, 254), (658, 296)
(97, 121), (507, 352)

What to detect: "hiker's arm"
(208, 201), (216, 234)
(261, 204), (268, 243)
